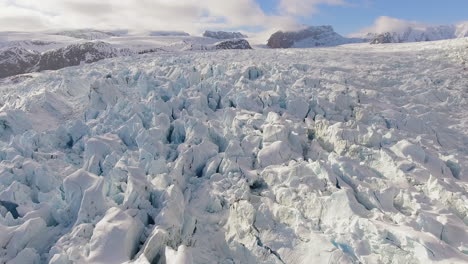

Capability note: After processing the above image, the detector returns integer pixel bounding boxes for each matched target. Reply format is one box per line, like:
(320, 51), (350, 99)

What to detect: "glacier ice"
(0, 38), (468, 263)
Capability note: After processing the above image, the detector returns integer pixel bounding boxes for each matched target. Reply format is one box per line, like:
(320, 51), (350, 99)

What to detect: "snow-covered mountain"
(361, 22), (468, 44)
(0, 47), (40, 78)
(37, 42), (130, 71)
(0, 40), (60, 53)
(267, 26), (361, 48)
(0, 42), (129, 78)
(203, 31), (247, 40)
(455, 22), (468, 38)
(0, 32), (254, 79)
(0, 32), (81, 52)
(53, 29), (116, 40)
(0, 38), (467, 263)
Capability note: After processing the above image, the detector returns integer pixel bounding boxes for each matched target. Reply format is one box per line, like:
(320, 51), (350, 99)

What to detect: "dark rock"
(214, 39), (252, 50)
(204, 31), (247, 40)
(37, 42), (121, 71)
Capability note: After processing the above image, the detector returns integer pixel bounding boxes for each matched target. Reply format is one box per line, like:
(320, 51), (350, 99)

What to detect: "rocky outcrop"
(0, 42), (131, 79)
(203, 31), (247, 40)
(37, 42), (122, 71)
(267, 25), (353, 48)
(214, 39), (252, 50)
(0, 47), (40, 78)
(369, 32), (398, 44)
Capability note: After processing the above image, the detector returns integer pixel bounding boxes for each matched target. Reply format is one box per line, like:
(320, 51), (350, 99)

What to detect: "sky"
(0, 0), (467, 36)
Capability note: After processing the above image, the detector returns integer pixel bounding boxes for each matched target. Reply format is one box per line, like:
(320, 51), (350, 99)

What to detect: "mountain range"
(0, 31), (253, 79)
(267, 22), (468, 48)
(1, 23), (467, 79)
(359, 22), (468, 44)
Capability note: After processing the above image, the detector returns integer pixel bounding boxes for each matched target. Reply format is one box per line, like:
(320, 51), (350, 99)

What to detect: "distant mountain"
(149, 31), (190, 37)
(361, 22), (468, 44)
(0, 35), (254, 79)
(0, 47), (40, 78)
(267, 26), (361, 48)
(214, 39), (252, 50)
(37, 41), (129, 71)
(0, 42), (133, 78)
(0, 40), (57, 50)
(455, 22), (468, 38)
(203, 31), (247, 40)
(54, 29), (116, 40)
(368, 32), (396, 44)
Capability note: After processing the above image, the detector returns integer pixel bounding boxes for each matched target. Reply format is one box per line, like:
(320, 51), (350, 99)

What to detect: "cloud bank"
(279, 0), (348, 16)
(0, 0), (354, 33)
(350, 16), (430, 36)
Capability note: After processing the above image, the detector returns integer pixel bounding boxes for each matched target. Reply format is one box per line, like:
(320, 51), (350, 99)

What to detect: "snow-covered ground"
(0, 38), (467, 264)
(104, 35), (220, 52)
(0, 31), (232, 53)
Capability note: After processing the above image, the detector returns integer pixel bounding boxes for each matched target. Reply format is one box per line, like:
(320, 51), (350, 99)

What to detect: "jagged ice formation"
(0, 39), (467, 263)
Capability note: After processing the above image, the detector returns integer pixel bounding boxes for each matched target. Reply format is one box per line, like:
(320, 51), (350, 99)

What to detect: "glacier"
(0, 38), (467, 264)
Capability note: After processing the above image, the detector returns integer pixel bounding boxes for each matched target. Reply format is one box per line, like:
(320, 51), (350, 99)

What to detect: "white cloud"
(350, 16), (428, 36)
(278, 0), (348, 16)
(0, 3), (55, 31)
(0, 0), (298, 34)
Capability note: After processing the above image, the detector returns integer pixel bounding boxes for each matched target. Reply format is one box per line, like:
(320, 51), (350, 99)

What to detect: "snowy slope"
(149, 31), (190, 37)
(0, 32), (81, 52)
(0, 47), (40, 78)
(455, 22), (468, 38)
(53, 29), (116, 40)
(103, 35), (220, 52)
(0, 42), (130, 79)
(0, 33), (249, 79)
(0, 31), (234, 54)
(0, 38), (467, 264)
(267, 26), (362, 48)
(360, 22), (468, 44)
